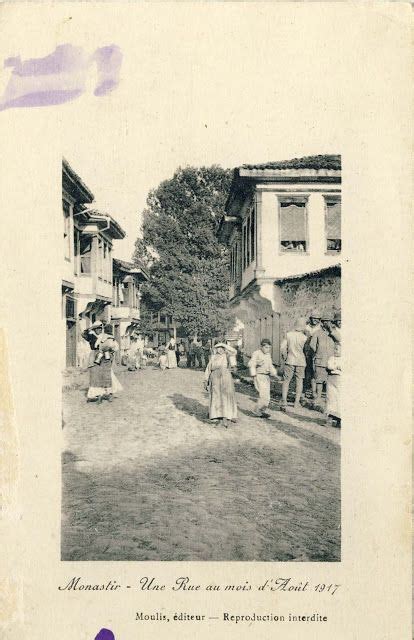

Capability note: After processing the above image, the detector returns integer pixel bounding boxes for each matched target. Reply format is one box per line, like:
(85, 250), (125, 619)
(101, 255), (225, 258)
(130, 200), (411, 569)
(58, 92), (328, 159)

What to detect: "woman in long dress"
(166, 337), (177, 369)
(204, 343), (237, 427)
(87, 325), (122, 403)
(326, 344), (341, 427)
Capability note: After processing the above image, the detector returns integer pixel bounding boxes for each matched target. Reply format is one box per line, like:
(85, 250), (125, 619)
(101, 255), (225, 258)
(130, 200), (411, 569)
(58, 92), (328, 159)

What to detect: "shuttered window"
(325, 197), (341, 252)
(279, 199), (308, 252)
(242, 205), (256, 269)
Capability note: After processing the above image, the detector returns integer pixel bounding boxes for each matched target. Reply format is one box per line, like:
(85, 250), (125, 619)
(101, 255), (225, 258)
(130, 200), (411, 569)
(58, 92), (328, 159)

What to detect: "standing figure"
(248, 338), (280, 418)
(204, 343), (237, 427)
(159, 348), (168, 371)
(303, 310), (321, 399)
(202, 339), (212, 368)
(187, 338), (195, 368)
(326, 310), (341, 347)
(178, 340), (186, 367)
(166, 336), (178, 369)
(326, 344), (341, 427)
(280, 318), (308, 412)
(194, 337), (204, 369)
(87, 325), (121, 403)
(126, 335), (139, 371)
(82, 321), (103, 367)
(309, 318), (335, 411)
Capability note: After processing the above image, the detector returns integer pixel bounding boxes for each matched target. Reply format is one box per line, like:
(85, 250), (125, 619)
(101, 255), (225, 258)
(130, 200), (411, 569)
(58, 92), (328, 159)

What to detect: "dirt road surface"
(62, 365), (340, 561)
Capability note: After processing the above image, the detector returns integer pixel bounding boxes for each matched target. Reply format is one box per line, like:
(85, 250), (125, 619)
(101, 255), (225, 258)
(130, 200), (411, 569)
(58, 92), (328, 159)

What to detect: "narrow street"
(62, 364), (340, 562)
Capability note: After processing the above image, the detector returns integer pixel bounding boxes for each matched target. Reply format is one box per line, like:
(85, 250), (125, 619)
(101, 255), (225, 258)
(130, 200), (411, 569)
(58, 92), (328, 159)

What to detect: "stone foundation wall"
(278, 270), (341, 338)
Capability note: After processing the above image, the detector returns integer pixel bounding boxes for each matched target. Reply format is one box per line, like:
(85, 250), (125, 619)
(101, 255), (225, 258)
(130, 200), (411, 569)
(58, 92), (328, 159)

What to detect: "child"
(248, 338), (280, 418)
(159, 348), (168, 371)
(326, 344), (341, 427)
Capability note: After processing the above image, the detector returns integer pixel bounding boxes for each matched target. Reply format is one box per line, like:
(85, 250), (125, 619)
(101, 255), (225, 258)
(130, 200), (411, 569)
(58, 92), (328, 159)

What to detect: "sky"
(0, 3), (398, 260)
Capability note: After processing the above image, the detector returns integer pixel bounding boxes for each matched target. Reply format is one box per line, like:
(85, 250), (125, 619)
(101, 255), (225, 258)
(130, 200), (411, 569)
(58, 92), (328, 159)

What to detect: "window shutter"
(280, 203), (306, 241)
(326, 201), (341, 239)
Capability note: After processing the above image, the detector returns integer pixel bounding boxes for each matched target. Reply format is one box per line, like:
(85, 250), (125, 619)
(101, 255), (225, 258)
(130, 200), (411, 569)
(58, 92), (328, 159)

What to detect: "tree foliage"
(132, 165), (233, 337)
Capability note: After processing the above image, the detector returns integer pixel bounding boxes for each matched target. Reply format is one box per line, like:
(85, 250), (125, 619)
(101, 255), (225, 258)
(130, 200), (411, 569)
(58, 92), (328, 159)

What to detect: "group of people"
(279, 309), (341, 425)
(202, 309), (341, 428)
(81, 310), (341, 427)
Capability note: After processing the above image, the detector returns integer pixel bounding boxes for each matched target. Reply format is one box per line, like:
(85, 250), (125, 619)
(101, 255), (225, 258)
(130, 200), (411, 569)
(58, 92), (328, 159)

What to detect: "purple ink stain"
(0, 43), (122, 111)
(95, 629), (115, 640)
(93, 45), (122, 96)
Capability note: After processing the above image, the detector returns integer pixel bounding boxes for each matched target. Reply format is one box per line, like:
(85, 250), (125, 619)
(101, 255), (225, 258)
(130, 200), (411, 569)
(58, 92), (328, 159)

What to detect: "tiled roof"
(62, 157), (95, 203)
(241, 154), (341, 171)
(82, 208), (126, 239)
(113, 257), (150, 280)
(274, 264), (341, 283)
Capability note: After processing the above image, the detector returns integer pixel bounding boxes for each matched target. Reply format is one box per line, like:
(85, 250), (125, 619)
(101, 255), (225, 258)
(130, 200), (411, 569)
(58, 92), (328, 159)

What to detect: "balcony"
(111, 305), (140, 321)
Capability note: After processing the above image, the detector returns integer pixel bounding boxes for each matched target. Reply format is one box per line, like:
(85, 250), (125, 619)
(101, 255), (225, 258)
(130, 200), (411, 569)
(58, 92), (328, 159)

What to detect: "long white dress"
(204, 350), (237, 420)
(326, 355), (341, 418)
(166, 340), (177, 368)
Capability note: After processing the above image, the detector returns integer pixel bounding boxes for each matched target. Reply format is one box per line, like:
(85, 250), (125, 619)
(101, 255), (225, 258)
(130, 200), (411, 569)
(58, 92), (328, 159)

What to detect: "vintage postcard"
(0, 2), (412, 639)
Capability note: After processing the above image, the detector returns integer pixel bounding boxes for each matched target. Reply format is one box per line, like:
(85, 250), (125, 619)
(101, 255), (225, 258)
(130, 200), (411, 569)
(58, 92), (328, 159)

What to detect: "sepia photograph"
(1, 2), (412, 639)
(61, 153), (341, 562)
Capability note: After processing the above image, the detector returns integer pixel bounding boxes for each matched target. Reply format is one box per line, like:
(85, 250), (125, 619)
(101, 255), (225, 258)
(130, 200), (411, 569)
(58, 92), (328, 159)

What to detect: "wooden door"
(66, 321), (77, 368)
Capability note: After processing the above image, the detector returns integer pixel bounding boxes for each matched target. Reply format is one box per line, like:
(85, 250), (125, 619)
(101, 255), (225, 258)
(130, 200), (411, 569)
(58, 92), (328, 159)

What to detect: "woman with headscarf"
(87, 325), (122, 403)
(204, 342), (237, 427)
(166, 336), (177, 369)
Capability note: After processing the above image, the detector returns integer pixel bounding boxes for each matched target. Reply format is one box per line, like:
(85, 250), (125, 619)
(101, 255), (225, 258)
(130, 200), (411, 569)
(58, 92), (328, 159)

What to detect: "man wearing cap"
(303, 310), (321, 400)
(309, 315), (335, 411)
(280, 317), (308, 411)
(248, 339), (280, 418)
(327, 310), (341, 346)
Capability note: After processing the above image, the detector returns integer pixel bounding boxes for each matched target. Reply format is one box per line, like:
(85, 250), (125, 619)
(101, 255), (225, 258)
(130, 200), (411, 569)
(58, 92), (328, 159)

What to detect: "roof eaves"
(62, 157), (94, 203)
(274, 264), (341, 284)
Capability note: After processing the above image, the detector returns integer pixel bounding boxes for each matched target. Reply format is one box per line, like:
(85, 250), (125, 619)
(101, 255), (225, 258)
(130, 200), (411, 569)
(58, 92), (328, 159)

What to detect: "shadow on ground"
(61, 433), (340, 562)
(168, 393), (210, 425)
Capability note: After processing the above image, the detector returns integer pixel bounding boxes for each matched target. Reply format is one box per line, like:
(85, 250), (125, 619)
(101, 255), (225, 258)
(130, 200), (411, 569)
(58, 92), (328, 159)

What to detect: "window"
(325, 197), (341, 253)
(242, 205), (256, 270)
(79, 235), (92, 274)
(98, 238), (103, 279)
(230, 241), (240, 283)
(74, 228), (80, 275)
(63, 201), (71, 260)
(279, 198), (308, 252)
(250, 207), (255, 261)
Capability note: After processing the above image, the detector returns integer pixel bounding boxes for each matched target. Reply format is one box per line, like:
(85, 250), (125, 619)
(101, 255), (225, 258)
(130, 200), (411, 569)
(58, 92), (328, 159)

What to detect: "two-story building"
(62, 159), (126, 369)
(218, 154), (341, 364)
(111, 258), (149, 361)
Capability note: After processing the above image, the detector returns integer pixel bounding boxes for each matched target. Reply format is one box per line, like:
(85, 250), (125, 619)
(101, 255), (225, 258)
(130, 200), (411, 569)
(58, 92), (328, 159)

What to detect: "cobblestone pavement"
(62, 365), (340, 561)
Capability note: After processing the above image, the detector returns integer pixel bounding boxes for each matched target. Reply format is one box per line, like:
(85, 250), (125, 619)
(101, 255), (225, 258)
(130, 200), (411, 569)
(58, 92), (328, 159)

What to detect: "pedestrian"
(187, 338), (196, 368)
(166, 336), (178, 368)
(204, 343), (238, 427)
(82, 321), (103, 367)
(280, 317), (308, 412)
(159, 348), (168, 371)
(194, 337), (204, 369)
(248, 338), (280, 418)
(327, 310), (341, 346)
(326, 343), (341, 427)
(87, 324), (122, 403)
(126, 334), (139, 371)
(135, 333), (145, 368)
(309, 316), (335, 411)
(202, 339), (211, 367)
(303, 310), (321, 400)
(178, 340), (186, 367)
